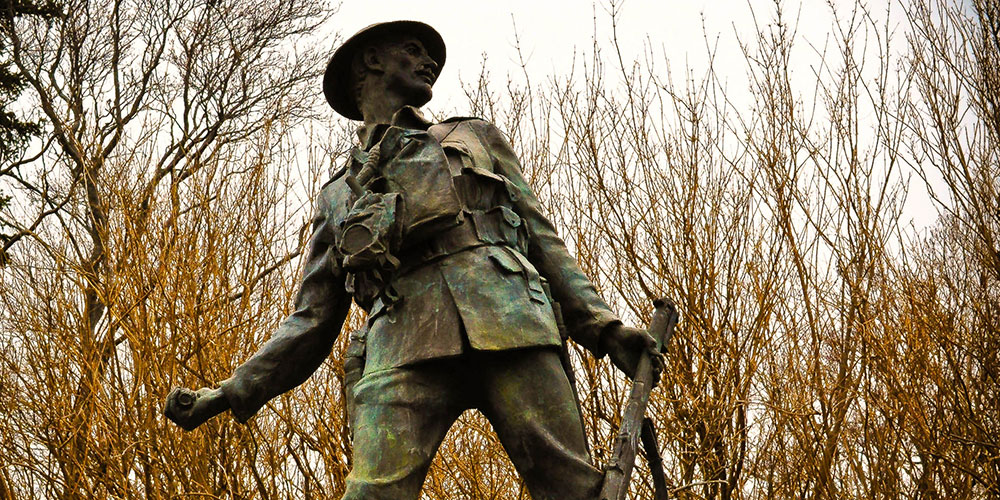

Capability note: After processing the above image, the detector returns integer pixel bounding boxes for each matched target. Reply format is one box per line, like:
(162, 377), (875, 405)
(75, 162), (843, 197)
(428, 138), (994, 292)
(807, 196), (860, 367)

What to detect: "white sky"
(332, 0), (727, 112)
(325, 0), (940, 229)
(328, 0), (906, 112)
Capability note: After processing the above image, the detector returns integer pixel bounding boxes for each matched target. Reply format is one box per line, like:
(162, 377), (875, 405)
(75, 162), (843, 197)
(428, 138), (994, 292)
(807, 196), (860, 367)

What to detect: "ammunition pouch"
(376, 126), (463, 242)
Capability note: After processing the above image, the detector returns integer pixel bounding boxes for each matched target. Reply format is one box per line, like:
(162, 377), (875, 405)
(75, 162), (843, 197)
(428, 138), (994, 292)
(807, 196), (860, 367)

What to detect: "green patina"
(164, 20), (659, 500)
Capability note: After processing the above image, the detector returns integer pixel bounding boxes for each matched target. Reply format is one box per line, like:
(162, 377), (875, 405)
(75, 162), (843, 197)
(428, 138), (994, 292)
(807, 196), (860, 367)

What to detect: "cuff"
(218, 376), (263, 424)
(593, 319), (623, 359)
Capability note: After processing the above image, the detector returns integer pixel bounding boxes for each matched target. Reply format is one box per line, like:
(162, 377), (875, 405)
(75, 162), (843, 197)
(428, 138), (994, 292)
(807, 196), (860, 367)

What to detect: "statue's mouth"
(416, 69), (435, 85)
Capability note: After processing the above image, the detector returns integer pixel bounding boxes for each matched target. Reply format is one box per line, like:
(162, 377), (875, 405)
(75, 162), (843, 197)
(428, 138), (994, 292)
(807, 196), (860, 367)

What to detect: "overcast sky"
(323, 0), (942, 229)
(328, 0), (906, 112)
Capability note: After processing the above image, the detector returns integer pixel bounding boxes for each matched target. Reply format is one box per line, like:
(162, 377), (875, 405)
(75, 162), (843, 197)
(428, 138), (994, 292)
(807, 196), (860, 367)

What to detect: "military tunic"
(219, 106), (619, 499)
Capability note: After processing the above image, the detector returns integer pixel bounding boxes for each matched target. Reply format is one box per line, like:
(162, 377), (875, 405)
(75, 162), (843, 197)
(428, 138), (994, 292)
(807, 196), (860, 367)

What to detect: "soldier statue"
(165, 20), (659, 500)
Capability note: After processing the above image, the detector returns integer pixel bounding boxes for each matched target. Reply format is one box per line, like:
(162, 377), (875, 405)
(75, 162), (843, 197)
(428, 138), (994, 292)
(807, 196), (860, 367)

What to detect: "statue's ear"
(362, 45), (383, 73)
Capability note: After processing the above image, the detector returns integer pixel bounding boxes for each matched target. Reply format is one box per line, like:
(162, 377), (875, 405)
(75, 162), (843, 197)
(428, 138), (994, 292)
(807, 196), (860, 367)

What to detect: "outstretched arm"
(164, 191), (352, 429)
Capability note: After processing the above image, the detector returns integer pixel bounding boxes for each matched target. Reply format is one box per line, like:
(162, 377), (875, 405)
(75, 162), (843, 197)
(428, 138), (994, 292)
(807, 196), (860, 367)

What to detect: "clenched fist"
(599, 324), (664, 384)
(163, 387), (230, 431)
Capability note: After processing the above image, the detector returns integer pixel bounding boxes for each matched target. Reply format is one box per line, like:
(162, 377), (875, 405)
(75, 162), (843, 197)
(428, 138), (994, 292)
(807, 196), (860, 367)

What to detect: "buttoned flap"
(439, 126), (493, 167)
(381, 126), (445, 161)
(438, 125), (522, 202)
(487, 247), (522, 274)
(462, 165), (504, 183)
(395, 129), (426, 152)
(441, 143), (475, 173)
(487, 247), (548, 303)
(471, 206), (523, 249)
(439, 139), (468, 152)
(461, 166), (521, 202)
(497, 205), (521, 228)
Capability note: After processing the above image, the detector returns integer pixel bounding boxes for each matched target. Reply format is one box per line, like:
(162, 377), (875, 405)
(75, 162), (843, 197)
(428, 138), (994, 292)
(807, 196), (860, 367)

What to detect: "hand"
(163, 387), (230, 431)
(600, 324), (664, 385)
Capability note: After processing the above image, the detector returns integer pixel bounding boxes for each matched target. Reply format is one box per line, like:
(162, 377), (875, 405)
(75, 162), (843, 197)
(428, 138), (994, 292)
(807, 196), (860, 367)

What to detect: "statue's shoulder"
(438, 116), (481, 124)
(315, 166), (354, 221)
(436, 116), (494, 128)
(431, 116), (504, 141)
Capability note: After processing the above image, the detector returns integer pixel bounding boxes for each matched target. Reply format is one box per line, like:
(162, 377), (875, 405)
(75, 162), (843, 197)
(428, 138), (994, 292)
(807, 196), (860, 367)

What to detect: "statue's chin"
(407, 87), (433, 108)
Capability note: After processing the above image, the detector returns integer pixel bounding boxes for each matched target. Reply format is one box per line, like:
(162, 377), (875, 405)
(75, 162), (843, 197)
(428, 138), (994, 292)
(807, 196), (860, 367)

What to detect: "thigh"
(344, 362), (464, 500)
(477, 348), (604, 500)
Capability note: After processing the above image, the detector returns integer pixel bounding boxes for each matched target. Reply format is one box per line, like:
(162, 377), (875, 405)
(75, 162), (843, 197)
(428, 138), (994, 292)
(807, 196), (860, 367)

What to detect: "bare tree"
(0, 0), (352, 497)
(2, 0), (997, 498)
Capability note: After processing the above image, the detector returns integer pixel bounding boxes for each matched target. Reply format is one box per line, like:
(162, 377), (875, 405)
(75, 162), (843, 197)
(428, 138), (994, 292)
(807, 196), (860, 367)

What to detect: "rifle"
(344, 144), (381, 197)
(599, 298), (677, 500)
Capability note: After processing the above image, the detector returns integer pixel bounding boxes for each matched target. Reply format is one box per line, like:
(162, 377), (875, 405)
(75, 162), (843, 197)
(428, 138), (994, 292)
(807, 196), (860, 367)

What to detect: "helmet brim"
(323, 20), (446, 121)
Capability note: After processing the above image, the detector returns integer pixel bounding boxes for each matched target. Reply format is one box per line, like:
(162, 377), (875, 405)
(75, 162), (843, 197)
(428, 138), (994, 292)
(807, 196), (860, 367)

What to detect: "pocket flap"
(488, 249), (523, 274)
(462, 166), (506, 183)
(441, 140), (472, 156)
(507, 250), (544, 292)
(498, 206), (521, 228)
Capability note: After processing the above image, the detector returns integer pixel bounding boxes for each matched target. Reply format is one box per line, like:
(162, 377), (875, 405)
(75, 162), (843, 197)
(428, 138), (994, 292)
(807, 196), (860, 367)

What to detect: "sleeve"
(219, 194), (352, 422)
(475, 121), (621, 355)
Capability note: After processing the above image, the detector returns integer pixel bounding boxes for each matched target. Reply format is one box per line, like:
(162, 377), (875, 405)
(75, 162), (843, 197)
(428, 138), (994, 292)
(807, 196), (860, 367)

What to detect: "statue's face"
(374, 36), (439, 108)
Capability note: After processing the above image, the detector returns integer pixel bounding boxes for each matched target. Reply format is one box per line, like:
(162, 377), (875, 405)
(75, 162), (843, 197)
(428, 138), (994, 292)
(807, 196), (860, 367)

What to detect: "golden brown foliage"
(0, 0), (997, 498)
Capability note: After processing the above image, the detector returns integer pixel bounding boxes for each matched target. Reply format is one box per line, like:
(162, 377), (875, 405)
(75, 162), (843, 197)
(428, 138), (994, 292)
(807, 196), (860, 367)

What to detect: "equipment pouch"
(338, 192), (402, 273)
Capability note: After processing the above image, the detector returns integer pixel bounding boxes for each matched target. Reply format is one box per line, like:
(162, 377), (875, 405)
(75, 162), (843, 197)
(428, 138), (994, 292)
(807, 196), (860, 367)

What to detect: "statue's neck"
(358, 89), (409, 144)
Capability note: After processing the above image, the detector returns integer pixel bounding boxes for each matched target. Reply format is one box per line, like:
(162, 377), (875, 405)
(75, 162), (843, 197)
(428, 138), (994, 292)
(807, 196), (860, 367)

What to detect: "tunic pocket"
(487, 248), (548, 304)
(487, 249), (522, 274)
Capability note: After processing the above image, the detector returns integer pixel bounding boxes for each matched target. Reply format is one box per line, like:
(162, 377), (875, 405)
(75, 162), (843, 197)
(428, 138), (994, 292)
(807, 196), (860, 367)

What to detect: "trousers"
(342, 347), (603, 500)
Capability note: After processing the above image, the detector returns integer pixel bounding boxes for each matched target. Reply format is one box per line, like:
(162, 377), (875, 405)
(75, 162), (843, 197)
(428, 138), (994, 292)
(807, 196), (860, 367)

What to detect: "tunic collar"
(355, 105), (433, 151)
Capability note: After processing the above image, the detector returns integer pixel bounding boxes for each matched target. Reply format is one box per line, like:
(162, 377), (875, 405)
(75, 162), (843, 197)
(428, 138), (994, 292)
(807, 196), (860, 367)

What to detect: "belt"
(401, 206), (525, 274)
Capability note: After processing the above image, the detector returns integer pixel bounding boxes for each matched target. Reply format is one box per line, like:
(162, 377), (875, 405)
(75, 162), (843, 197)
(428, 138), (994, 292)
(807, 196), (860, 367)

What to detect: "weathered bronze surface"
(164, 20), (657, 500)
(599, 299), (676, 500)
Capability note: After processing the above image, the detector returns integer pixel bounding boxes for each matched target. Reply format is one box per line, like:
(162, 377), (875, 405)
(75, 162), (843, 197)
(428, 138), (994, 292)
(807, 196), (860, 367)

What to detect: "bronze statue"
(165, 20), (658, 500)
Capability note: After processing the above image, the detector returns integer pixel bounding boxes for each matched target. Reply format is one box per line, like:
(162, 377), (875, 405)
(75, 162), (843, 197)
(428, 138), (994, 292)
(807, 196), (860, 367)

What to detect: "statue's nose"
(423, 57), (439, 75)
